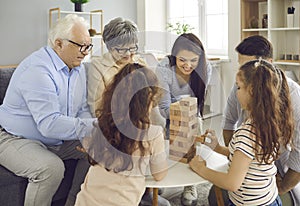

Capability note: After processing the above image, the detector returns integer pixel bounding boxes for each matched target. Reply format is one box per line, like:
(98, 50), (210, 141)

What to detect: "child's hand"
(76, 146), (86, 153)
(203, 129), (219, 151)
(189, 155), (206, 174)
(76, 146), (97, 165)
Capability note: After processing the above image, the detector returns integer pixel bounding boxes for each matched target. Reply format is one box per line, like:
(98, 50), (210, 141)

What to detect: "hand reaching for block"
(193, 129), (219, 151)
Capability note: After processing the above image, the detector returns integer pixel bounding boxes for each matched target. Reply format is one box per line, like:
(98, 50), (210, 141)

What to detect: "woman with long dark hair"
(156, 33), (211, 206)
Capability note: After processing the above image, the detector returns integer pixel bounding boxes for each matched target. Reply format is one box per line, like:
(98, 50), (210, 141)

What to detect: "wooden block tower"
(169, 96), (199, 163)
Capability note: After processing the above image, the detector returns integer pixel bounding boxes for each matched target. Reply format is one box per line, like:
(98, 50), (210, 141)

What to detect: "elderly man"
(0, 14), (96, 206)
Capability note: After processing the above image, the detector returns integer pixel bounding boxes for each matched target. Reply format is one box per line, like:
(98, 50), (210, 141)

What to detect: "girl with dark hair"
(190, 59), (294, 206)
(75, 63), (169, 206)
(156, 33), (211, 206)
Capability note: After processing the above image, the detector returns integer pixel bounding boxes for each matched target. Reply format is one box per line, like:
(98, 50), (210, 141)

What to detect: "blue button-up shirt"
(0, 46), (96, 145)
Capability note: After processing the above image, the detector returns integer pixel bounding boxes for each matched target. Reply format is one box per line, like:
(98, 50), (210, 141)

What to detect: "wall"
(137, 0), (167, 53)
(0, 0), (137, 65)
(221, 1), (241, 104)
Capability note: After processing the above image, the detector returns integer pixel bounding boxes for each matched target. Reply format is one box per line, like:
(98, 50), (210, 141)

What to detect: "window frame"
(166, 0), (228, 57)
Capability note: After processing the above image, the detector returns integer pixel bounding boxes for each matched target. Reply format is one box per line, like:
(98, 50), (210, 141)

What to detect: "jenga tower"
(169, 97), (198, 163)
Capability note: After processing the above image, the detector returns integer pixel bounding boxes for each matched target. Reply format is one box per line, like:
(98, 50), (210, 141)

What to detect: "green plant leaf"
(166, 22), (194, 35)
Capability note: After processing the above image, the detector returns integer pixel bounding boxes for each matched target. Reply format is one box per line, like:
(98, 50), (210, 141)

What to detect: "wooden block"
(169, 137), (196, 150)
(170, 129), (198, 138)
(169, 147), (196, 164)
(170, 117), (198, 129)
(194, 134), (206, 144)
(179, 97), (197, 107)
(185, 146), (196, 163)
(169, 97), (198, 164)
(170, 122), (198, 133)
(170, 110), (191, 118)
(169, 113), (197, 122)
(170, 144), (192, 153)
(170, 134), (195, 144)
(169, 149), (186, 157)
(169, 154), (188, 163)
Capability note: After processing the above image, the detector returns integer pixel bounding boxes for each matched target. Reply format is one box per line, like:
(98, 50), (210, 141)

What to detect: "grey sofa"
(0, 66), (78, 206)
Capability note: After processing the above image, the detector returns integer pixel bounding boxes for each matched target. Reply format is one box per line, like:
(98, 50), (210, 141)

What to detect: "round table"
(145, 145), (229, 206)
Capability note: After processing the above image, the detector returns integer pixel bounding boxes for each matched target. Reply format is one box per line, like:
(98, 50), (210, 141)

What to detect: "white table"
(145, 144), (229, 206)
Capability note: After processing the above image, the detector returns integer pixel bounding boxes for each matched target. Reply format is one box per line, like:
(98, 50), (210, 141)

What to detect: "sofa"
(0, 65), (78, 206)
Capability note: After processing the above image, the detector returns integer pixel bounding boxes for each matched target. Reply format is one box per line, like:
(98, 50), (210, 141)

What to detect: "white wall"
(221, 1), (241, 103)
(0, 0), (137, 65)
(137, 0), (168, 53)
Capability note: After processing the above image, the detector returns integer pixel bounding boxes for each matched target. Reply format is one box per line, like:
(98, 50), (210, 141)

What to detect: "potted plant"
(70, 0), (89, 12)
(166, 22), (194, 35)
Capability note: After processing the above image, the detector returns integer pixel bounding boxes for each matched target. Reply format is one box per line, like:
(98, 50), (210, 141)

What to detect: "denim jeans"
(228, 195), (282, 206)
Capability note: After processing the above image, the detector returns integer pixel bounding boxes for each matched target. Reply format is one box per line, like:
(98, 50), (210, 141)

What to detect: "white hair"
(48, 14), (89, 48)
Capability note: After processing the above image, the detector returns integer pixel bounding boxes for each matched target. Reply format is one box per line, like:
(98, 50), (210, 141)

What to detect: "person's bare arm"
(151, 161), (168, 181)
(201, 129), (230, 157)
(223, 129), (234, 146)
(277, 168), (300, 194)
(189, 150), (251, 191)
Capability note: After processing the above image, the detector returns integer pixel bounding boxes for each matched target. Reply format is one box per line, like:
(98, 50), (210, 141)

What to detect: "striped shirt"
(228, 120), (278, 205)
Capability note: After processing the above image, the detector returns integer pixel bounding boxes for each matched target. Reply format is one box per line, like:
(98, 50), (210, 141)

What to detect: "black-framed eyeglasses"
(66, 39), (93, 52)
(114, 45), (138, 54)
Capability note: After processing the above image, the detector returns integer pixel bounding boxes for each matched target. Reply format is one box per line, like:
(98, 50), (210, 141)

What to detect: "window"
(167, 0), (228, 56)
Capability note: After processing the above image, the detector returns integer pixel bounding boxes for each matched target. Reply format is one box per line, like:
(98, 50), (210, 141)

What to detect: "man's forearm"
(223, 129), (234, 146)
(278, 168), (300, 194)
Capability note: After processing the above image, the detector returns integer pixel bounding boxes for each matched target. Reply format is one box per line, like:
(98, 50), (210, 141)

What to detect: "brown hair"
(238, 60), (294, 163)
(92, 63), (162, 172)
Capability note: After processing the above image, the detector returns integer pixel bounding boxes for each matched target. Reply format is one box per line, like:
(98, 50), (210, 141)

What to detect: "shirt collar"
(101, 52), (121, 69)
(45, 46), (81, 72)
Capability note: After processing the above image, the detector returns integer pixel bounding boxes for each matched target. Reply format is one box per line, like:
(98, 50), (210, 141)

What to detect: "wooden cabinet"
(241, 0), (300, 83)
(49, 7), (104, 58)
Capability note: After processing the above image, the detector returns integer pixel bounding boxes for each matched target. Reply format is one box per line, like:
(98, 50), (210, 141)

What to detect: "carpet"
(168, 182), (213, 206)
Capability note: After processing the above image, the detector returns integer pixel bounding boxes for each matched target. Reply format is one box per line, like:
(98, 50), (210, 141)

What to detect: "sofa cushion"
(0, 67), (15, 105)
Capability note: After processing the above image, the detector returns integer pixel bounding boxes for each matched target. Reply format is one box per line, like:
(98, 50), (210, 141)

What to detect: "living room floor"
(161, 114), (224, 205)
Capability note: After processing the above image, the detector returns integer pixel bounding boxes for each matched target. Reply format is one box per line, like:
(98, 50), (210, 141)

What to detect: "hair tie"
(254, 57), (262, 68)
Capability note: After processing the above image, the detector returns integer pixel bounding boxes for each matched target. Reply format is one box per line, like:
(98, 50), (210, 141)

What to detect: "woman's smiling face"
(175, 50), (199, 76)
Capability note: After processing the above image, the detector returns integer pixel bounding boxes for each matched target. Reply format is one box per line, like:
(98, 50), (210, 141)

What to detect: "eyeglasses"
(114, 45), (138, 54)
(66, 39), (93, 52)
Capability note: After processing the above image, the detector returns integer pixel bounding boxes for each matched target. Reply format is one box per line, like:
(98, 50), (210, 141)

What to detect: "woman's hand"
(202, 129), (219, 151)
(189, 155), (206, 175)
